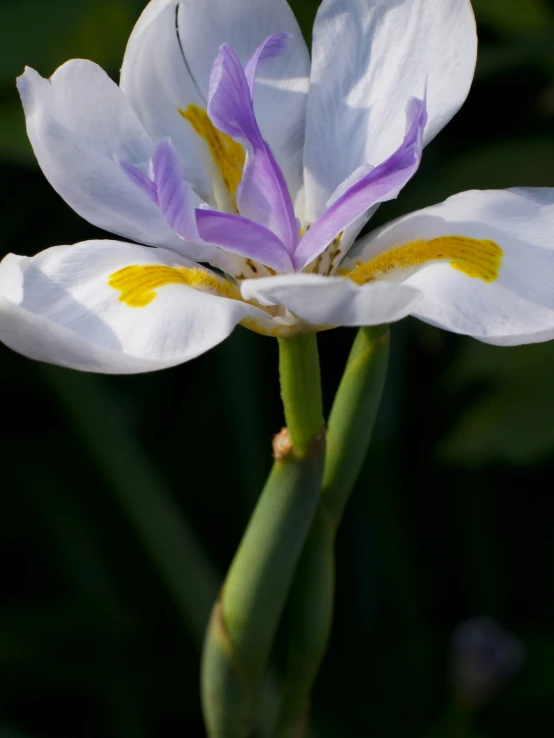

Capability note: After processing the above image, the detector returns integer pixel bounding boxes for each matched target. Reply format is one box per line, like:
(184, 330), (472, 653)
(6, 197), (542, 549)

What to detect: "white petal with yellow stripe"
(120, 0), (310, 210)
(344, 188), (554, 345)
(0, 241), (268, 374)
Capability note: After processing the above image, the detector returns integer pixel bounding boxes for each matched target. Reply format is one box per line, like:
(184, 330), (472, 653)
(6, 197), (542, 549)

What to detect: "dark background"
(1, 0), (554, 736)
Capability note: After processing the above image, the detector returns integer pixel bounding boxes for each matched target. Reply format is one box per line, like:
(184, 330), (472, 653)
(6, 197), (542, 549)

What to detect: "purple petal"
(119, 160), (158, 205)
(196, 209), (293, 273)
(293, 97), (428, 272)
(151, 140), (201, 242)
(208, 43), (299, 255)
(244, 33), (292, 97)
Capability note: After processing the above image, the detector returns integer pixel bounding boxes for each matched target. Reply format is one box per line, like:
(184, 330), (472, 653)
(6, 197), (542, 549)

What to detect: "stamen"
(108, 264), (240, 307)
(180, 104), (245, 211)
(343, 236), (503, 285)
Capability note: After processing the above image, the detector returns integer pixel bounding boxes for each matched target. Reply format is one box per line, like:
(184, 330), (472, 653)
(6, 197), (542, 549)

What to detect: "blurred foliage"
(472, 0), (554, 38)
(1, 1), (554, 737)
(441, 341), (554, 466)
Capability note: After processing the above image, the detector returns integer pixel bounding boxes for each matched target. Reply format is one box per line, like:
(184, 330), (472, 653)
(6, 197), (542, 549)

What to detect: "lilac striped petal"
(119, 160), (159, 205)
(293, 97), (428, 272)
(196, 209), (294, 273)
(244, 33), (292, 97)
(326, 162), (375, 207)
(151, 140), (202, 242)
(208, 42), (299, 255)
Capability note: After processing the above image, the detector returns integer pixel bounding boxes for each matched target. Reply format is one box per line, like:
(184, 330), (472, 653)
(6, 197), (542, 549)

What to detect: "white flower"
(1, 0), (553, 373)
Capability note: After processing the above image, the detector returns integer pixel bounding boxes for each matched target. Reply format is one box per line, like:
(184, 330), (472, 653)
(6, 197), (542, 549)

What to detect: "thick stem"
(274, 506), (335, 738)
(278, 333), (324, 451)
(201, 333), (325, 738)
(276, 326), (390, 737)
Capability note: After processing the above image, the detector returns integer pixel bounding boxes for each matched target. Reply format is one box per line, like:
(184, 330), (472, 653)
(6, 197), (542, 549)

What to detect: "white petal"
(304, 0), (477, 221)
(240, 273), (421, 328)
(18, 62), (232, 271)
(120, 0), (310, 207)
(351, 188), (554, 345)
(18, 64), (172, 250)
(0, 240), (264, 374)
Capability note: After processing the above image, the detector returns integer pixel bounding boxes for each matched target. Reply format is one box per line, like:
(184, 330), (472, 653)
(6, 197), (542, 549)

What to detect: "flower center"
(343, 236), (503, 284)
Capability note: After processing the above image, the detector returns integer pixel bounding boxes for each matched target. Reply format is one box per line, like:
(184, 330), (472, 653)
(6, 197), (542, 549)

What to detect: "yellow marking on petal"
(108, 264), (240, 308)
(343, 236), (503, 285)
(179, 104), (245, 210)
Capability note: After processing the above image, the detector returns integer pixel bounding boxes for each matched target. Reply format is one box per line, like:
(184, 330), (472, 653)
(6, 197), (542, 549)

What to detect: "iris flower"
(1, 0), (553, 373)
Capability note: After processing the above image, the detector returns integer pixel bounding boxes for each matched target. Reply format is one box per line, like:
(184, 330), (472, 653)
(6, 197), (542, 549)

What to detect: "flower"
(1, 0), (553, 373)
(449, 617), (526, 707)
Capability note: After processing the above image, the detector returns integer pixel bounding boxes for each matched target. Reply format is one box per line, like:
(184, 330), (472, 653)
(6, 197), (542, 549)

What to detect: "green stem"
(276, 326), (390, 737)
(323, 325), (390, 525)
(278, 333), (324, 451)
(201, 333), (325, 738)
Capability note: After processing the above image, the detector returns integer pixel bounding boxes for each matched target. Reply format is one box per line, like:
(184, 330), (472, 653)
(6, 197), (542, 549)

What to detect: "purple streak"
(293, 97), (428, 272)
(151, 139), (201, 242)
(196, 209), (293, 273)
(244, 33), (292, 97)
(119, 159), (159, 205)
(119, 138), (292, 274)
(208, 42), (299, 255)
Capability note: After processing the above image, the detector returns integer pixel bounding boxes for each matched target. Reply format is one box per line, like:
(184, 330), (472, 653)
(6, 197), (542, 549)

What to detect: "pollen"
(343, 236), (503, 285)
(108, 264), (240, 307)
(180, 104), (245, 211)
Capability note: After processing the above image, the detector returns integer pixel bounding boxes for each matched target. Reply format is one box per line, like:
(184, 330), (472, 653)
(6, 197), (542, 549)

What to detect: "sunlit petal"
(348, 188), (554, 345)
(0, 240), (264, 373)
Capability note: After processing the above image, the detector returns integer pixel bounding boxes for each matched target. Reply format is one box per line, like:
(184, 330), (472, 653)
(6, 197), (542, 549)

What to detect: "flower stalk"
(201, 333), (325, 738)
(278, 333), (325, 451)
(276, 325), (391, 737)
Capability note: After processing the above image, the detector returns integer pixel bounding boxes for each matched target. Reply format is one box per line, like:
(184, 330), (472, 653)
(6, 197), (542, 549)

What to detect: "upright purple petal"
(119, 160), (159, 205)
(208, 43), (299, 255)
(244, 34), (292, 97)
(151, 140), (202, 242)
(196, 209), (293, 273)
(293, 97), (428, 272)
